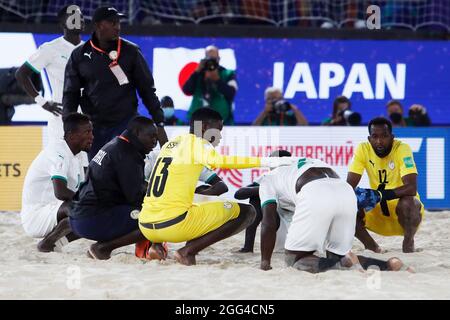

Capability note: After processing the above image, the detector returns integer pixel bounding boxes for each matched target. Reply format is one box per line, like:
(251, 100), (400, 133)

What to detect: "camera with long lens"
(338, 109), (362, 126)
(271, 99), (291, 114)
(201, 57), (219, 71)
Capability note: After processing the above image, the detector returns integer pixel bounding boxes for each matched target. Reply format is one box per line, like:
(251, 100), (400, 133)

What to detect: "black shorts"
(70, 205), (138, 242)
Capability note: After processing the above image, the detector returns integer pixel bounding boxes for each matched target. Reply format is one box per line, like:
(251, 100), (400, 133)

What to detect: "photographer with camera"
(386, 100), (431, 127)
(322, 95), (361, 126)
(253, 87), (308, 126)
(182, 45), (237, 125)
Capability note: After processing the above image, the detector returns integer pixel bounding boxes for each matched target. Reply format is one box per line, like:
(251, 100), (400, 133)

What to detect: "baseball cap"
(92, 7), (126, 23)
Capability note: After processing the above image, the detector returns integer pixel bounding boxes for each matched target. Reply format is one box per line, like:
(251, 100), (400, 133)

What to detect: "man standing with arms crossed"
(63, 6), (168, 159)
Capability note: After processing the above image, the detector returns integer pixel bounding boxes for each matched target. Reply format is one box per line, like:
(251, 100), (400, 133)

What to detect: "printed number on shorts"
(147, 157), (173, 197)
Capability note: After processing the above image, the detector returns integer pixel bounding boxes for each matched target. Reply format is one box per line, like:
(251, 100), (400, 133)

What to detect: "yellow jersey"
(349, 139), (418, 191)
(140, 133), (261, 223)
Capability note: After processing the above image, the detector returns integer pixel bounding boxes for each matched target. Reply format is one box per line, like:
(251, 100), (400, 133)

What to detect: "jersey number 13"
(147, 157), (172, 197)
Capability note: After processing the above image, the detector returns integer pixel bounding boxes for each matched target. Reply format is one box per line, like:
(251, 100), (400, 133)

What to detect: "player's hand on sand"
(42, 101), (63, 116)
(260, 260), (272, 271)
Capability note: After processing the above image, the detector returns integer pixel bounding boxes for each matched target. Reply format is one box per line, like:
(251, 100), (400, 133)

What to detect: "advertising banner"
(1, 32), (449, 125)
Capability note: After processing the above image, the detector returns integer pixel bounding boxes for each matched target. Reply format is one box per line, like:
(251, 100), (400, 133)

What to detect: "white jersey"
(144, 150), (217, 183)
(21, 139), (85, 209)
(26, 36), (83, 143)
(259, 158), (333, 222)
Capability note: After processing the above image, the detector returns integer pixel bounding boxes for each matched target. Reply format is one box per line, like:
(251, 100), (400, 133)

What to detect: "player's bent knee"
(397, 197), (421, 225)
(238, 203), (256, 226)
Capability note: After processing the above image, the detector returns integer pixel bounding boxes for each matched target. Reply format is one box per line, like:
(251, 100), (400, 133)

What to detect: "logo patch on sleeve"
(403, 156), (414, 168)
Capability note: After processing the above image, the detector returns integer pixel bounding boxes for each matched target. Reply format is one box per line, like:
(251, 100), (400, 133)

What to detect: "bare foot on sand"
(174, 250), (196, 266)
(87, 243), (111, 260)
(387, 257), (415, 273)
(37, 240), (55, 253)
(341, 251), (362, 269)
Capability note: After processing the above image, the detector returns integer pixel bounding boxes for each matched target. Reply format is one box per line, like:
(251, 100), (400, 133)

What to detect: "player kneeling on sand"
(69, 116), (166, 260)
(21, 113), (93, 252)
(138, 108), (296, 265)
(259, 157), (411, 273)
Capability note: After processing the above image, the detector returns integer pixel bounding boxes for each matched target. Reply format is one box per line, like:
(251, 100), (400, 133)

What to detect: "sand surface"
(0, 210), (449, 300)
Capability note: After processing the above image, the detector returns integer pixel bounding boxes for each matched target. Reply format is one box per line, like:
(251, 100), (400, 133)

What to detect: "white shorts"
(284, 178), (357, 256)
(21, 201), (62, 238)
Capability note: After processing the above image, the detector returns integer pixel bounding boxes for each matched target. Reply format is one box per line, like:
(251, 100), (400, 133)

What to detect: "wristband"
(379, 189), (397, 201)
(34, 95), (47, 107)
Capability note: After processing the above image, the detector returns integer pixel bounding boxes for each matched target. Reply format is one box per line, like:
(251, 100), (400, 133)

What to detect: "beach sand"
(0, 210), (449, 300)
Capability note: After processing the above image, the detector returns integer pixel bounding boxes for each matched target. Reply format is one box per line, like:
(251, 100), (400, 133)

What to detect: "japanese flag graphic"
(152, 47), (237, 111)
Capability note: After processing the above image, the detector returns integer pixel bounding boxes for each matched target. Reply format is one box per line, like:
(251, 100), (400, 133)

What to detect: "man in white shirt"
(259, 158), (410, 273)
(21, 113), (93, 252)
(15, 5), (85, 146)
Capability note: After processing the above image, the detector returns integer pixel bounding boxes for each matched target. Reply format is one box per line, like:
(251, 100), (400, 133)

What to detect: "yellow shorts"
(364, 197), (424, 236)
(139, 201), (240, 243)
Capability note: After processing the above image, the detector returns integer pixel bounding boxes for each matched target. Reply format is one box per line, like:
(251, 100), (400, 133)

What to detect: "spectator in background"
(63, 7), (168, 160)
(182, 45), (237, 125)
(322, 95), (352, 126)
(386, 100), (431, 127)
(161, 96), (184, 126)
(253, 87), (308, 126)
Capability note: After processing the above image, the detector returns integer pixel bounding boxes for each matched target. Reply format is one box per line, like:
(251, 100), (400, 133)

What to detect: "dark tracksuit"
(63, 34), (164, 160)
(69, 130), (147, 242)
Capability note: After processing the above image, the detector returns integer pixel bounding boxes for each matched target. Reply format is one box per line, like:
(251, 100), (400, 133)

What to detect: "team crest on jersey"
(166, 142), (178, 149)
(223, 201), (232, 209)
(389, 160), (395, 170)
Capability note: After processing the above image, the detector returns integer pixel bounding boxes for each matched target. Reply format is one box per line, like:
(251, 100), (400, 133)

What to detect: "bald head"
(205, 45), (219, 60)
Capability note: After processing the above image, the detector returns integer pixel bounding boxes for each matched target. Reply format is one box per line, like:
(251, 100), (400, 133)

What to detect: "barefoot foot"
(174, 250), (196, 266)
(87, 243), (111, 260)
(387, 257), (415, 273)
(37, 239), (55, 253)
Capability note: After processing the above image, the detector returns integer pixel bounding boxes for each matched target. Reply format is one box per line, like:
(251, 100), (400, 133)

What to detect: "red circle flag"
(178, 62), (199, 96)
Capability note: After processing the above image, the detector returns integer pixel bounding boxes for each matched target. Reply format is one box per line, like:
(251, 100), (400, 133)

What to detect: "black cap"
(92, 7), (126, 23)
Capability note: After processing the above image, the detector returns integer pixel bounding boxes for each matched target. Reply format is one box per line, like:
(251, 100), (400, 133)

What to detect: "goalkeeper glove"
(355, 187), (381, 211)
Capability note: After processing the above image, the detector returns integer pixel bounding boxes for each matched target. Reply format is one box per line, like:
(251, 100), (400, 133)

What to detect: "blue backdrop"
(33, 34), (450, 125)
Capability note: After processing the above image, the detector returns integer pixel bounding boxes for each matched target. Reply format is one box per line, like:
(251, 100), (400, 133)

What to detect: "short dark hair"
(270, 150), (291, 157)
(386, 99), (403, 110)
(368, 117), (393, 134)
(63, 113), (90, 134)
(332, 96), (351, 117)
(189, 107), (222, 128)
(57, 5), (75, 23)
(127, 116), (155, 135)
(161, 96), (174, 107)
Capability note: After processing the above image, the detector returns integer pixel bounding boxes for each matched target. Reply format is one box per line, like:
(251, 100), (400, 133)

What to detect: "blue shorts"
(70, 205), (138, 242)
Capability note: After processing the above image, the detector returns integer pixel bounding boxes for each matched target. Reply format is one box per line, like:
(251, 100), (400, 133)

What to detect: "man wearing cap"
(63, 6), (168, 160)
